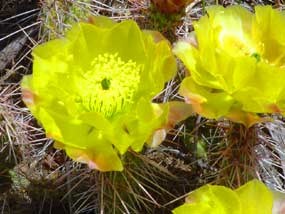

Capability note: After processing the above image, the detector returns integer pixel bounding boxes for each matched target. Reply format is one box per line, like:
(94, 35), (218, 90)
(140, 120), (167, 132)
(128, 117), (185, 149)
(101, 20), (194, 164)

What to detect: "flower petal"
(236, 180), (273, 214)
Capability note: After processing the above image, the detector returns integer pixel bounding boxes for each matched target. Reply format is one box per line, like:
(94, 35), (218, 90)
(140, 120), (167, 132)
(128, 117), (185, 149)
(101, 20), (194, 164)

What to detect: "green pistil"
(76, 53), (142, 117)
(101, 78), (111, 90)
(251, 52), (261, 62)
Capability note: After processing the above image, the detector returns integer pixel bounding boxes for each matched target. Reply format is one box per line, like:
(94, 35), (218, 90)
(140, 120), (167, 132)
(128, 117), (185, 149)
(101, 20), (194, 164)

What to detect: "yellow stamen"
(75, 53), (142, 117)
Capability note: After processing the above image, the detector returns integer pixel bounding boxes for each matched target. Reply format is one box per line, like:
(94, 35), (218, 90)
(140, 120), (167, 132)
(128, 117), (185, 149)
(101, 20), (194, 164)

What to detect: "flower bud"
(151, 0), (192, 14)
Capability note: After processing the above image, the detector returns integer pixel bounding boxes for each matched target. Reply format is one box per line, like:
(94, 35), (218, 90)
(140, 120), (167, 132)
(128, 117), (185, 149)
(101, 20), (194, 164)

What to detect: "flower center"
(218, 25), (258, 57)
(251, 52), (261, 62)
(220, 35), (253, 55)
(101, 78), (111, 90)
(76, 53), (141, 117)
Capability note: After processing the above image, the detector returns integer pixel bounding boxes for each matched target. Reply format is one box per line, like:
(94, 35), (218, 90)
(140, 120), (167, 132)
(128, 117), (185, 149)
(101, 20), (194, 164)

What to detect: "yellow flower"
(174, 6), (285, 127)
(172, 180), (273, 214)
(21, 16), (186, 171)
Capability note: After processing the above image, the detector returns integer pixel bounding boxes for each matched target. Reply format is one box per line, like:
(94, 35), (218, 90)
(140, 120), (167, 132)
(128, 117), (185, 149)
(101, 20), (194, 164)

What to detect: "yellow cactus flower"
(174, 6), (285, 127)
(172, 180), (273, 214)
(21, 16), (189, 171)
